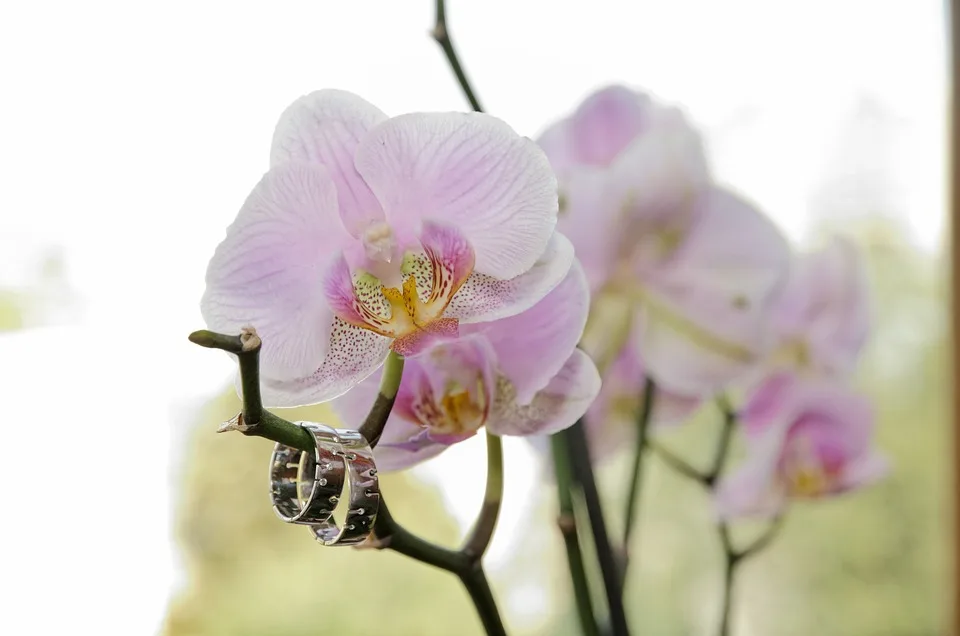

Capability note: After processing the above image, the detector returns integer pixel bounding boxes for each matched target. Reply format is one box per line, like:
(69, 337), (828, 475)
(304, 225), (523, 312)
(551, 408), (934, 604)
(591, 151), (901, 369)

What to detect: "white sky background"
(0, 0), (946, 634)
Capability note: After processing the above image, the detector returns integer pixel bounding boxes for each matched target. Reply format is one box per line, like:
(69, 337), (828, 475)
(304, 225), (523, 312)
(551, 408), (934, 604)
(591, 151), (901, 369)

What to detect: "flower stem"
(459, 565), (508, 636)
(564, 419), (631, 636)
(620, 376), (656, 586)
(462, 431), (505, 558)
(358, 351), (405, 448)
(431, 0), (483, 112)
(551, 432), (601, 636)
(189, 328), (404, 452)
(374, 500), (508, 635)
(650, 399), (785, 636)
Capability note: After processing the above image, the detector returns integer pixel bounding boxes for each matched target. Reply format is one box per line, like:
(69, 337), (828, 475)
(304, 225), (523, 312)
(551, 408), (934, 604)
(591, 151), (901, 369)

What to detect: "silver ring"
(308, 428), (380, 546)
(269, 422), (346, 525)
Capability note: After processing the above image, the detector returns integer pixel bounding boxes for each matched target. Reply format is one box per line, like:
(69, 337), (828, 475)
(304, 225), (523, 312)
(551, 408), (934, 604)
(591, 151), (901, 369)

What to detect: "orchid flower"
(769, 235), (871, 377)
(201, 90), (572, 406)
(331, 263), (600, 471)
(715, 373), (888, 519)
(537, 85), (791, 398)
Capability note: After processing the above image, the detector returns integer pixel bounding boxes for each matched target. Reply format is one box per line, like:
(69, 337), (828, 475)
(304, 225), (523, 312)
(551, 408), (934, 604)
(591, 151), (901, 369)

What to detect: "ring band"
(309, 428), (381, 546)
(269, 423), (346, 525)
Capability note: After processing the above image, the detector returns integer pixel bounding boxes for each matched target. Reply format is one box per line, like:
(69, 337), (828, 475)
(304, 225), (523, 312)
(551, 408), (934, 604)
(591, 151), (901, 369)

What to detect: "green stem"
(462, 432), (505, 559)
(375, 501), (508, 635)
(459, 565), (508, 636)
(649, 398), (785, 636)
(359, 351), (405, 448)
(564, 419), (631, 636)
(620, 376), (656, 586)
(189, 329), (403, 452)
(431, 0), (483, 112)
(551, 433), (600, 636)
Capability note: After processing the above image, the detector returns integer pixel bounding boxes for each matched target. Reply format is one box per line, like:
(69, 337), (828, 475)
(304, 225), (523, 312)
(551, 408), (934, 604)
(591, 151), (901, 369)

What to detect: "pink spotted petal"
(487, 349), (601, 437)
(355, 111), (558, 280)
(270, 89), (387, 236)
(640, 188), (791, 396)
(446, 231), (575, 324)
(201, 162), (354, 386)
(255, 317), (391, 407)
(463, 261), (589, 405)
(392, 319), (459, 357)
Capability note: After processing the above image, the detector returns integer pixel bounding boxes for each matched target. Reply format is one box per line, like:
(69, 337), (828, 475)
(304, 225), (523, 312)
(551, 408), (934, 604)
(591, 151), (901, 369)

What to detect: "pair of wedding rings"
(268, 422), (380, 546)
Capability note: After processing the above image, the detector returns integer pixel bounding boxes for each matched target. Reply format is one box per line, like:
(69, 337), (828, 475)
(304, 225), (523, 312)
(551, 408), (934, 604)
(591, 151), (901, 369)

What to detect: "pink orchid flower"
(201, 90), (572, 406)
(538, 85), (791, 397)
(538, 84), (709, 293)
(331, 263), (600, 471)
(715, 373), (888, 519)
(769, 235), (871, 377)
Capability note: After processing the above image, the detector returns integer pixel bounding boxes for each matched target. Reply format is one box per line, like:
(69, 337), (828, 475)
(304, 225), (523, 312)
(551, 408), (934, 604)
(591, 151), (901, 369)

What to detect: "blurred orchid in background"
(767, 235), (872, 378)
(537, 85), (792, 400)
(332, 263), (601, 471)
(716, 373), (889, 519)
(201, 89), (571, 407)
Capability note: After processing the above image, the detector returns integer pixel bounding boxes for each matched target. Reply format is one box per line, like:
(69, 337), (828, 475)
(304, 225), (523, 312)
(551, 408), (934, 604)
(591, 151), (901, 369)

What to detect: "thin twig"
(188, 329), (403, 451)
(462, 431), (505, 560)
(564, 419), (632, 636)
(620, 376), (656, 586)
(650, 398), (785, 636)
(551, 432), (601, 636)
(373, 499), (507, 636)
(647, 439), (710, 482)
(432, 0), (483, 112)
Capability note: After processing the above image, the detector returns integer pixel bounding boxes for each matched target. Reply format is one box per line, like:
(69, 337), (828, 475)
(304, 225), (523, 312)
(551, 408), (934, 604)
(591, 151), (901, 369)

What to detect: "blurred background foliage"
(160, 210), (949, 636)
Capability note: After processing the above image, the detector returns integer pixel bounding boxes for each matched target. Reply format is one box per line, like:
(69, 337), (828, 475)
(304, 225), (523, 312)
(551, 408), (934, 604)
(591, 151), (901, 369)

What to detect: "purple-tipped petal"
(354, 111), (558, 280)
(201, 162), (353, 386)
(270, 89), (387, 236)
(464, 260), (590, 404)
(446, 231), (574, 324)
(487, 349), (601, 437)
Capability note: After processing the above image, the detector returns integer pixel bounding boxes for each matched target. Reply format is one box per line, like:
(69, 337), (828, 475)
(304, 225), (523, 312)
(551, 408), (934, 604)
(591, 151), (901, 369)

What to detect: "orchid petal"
(330, 366), (451, 472)
(446, 231), (574, 324)
(774, 235), (871, 376)
(270, 89), (387, 236)
(487, 349), (601, 437)
(464, 261), (589, 405)
(568, 85), (651, 167)
(640, 188), (791, 395)
(355, 111), (558, 279)
(201, 162), (352, 384)
(256, 316), (390, 407)
(714, 418), (791, 519)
